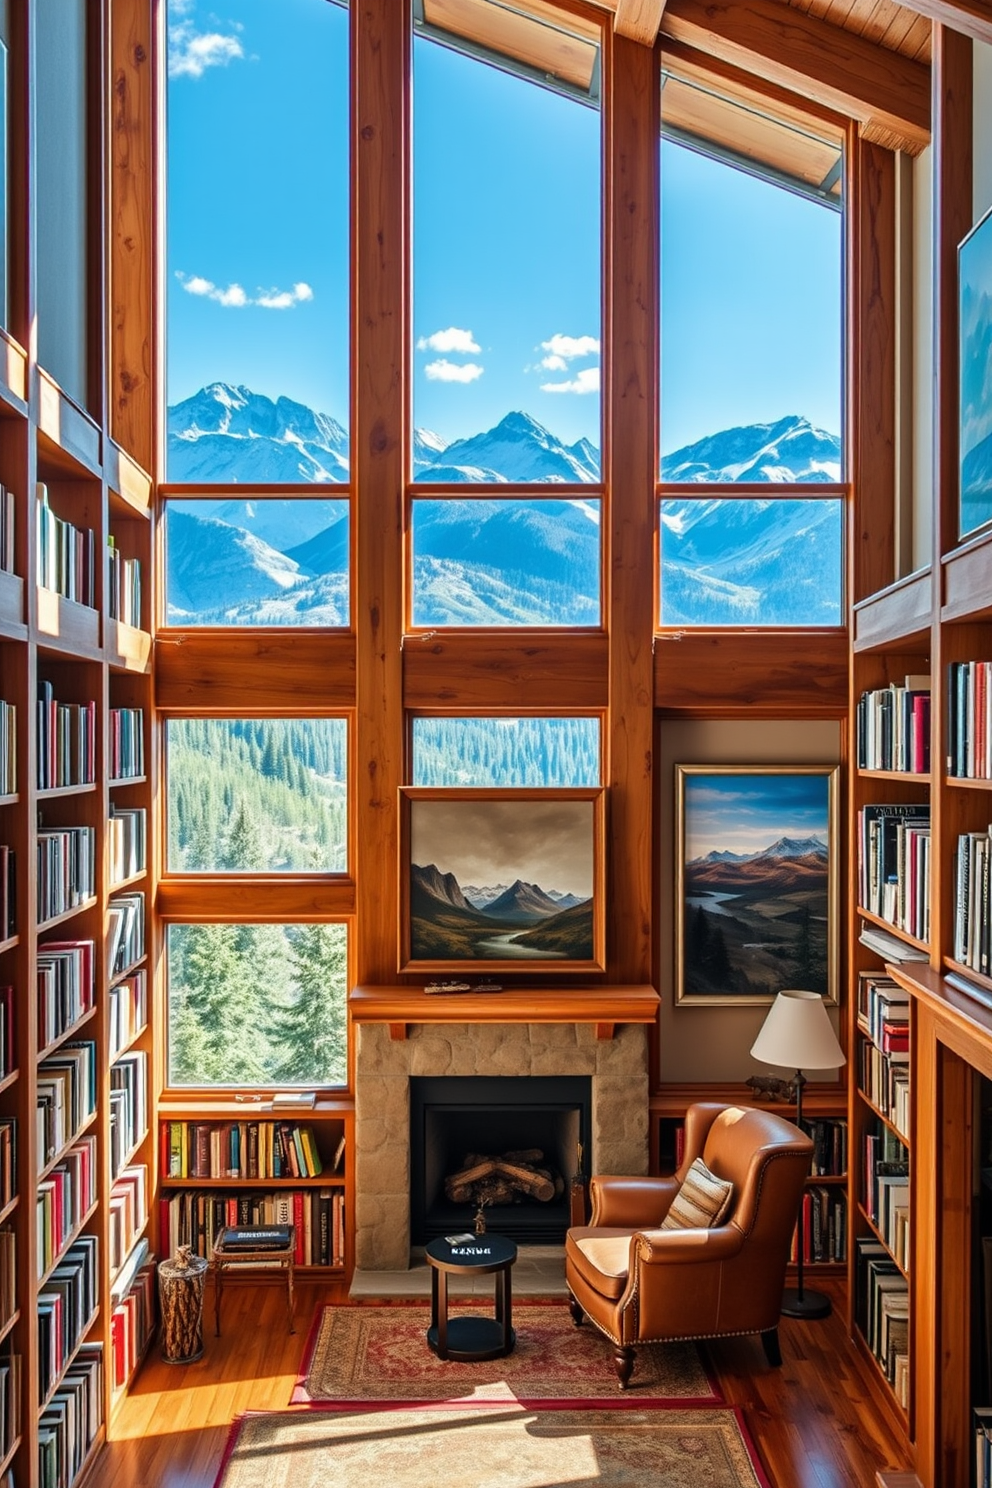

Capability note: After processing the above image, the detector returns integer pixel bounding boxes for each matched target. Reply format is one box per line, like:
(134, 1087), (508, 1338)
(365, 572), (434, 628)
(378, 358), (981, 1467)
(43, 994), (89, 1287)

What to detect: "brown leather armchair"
(565, 1102), (813, 1388)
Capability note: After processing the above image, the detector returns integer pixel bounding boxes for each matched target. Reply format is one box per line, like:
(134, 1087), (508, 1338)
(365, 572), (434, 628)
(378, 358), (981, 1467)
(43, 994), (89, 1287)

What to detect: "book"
(217, 1224), (293, 1251)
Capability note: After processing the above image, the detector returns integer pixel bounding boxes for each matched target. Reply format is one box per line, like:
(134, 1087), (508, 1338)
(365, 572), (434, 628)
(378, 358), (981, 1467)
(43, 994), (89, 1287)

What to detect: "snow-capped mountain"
(164, 385), (843, 627)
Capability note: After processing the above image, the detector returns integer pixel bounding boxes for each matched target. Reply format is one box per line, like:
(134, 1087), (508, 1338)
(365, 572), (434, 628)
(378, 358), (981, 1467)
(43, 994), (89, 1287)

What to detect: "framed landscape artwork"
(675, 766), (839, 1007)
(960, 202), (992, 540)
(399, 787), (606, 974)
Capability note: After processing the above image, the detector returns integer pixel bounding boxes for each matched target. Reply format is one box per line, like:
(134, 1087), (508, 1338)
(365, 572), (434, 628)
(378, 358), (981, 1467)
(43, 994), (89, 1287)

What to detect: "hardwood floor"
(98, 1278), (911, 1487)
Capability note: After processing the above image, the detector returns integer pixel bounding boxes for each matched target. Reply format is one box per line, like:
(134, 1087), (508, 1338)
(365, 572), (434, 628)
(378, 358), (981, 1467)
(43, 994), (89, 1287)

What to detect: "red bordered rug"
(292, 1300), (722, 1407)
(213, 1403), (773, 1488)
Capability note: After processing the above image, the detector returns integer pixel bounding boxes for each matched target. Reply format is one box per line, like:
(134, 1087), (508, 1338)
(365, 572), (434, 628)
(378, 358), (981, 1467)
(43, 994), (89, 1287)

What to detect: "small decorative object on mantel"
(744, 1074), (798, 1103)
(473, 980), (503, 993)
(424, 980), (473, 995)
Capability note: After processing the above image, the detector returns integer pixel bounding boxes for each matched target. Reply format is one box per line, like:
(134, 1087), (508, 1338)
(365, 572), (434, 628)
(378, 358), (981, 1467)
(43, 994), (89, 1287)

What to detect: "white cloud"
(540, 354), (568, 372)
(417, 327), (482, 355)
(175, 272), (314, 311)
(169, 18), (244, 80)
(424, 359), (484, 383)
(541, 333), (600, 362)
(541, 366), (600, 396)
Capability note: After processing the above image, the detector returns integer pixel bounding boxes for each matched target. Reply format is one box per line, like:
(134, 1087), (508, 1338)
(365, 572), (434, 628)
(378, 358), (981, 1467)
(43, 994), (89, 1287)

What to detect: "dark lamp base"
(780, 1286), (832, 1320)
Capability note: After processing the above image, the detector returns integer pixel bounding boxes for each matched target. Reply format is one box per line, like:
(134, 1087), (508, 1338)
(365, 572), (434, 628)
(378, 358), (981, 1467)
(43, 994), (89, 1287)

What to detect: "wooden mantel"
(349, 984), (661, 1041)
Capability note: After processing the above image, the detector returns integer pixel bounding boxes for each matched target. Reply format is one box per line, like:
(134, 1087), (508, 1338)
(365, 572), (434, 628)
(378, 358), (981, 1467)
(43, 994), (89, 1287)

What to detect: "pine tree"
(276, 924), (348, 1084)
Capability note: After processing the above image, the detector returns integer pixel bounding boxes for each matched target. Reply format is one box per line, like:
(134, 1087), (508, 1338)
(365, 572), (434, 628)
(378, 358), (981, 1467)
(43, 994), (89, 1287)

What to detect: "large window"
(168, 922), (348, 1086)
(659, 74), (844, 625)
(166, 718), (347, 873)
(166, 0), (349, 482)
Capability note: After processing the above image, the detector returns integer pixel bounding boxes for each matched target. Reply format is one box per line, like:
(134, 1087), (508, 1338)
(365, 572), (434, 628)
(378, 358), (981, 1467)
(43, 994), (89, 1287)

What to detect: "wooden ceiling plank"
(886, 0), (992, 47)
(659, 0), (930, 153)
(613, 0), (666, 45)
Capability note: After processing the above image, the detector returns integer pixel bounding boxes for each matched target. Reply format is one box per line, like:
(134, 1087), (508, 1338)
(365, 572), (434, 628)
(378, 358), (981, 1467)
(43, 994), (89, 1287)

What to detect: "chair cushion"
(565, 1226), (634, 1301)
(660, 1157), (734, 1231)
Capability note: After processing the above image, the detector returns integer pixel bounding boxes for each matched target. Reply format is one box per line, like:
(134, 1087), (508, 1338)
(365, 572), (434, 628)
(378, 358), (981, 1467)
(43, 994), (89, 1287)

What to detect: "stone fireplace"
(354, 1017), (650, 1271)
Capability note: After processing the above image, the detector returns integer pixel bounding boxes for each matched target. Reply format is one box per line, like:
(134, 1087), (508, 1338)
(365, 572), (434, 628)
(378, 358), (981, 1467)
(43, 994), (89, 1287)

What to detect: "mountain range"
(165, 383), (843, 627)
(686, 835), (828, 896)
(410, 862), (593, 961)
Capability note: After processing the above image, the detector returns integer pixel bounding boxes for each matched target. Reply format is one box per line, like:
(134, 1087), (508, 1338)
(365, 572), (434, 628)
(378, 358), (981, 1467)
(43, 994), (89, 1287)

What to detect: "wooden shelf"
(0, 1307), (20, 1347)
(37, 780), (97, 799)
(109, 867), (148, 892)
(857, 768), (931, 784)
(38, 1004), (99, 1063)
(945, 773), (992, 790)
(858, 909), (930, 957)
(856, 1087), (910, 1148)
(109, 775), (147, 789)
(38, 1111), (99, 1184)
(159, 1174), (345, 1189)
(857, 1202), (909, 1280)
(852, 569), (932, 653)
(350, 983), (661, 1040)
(37, 896), (99, 932)
(38, 1198), (101, 1288)
(36, 588), (101, 655)
(38, 1304), (101, 1415)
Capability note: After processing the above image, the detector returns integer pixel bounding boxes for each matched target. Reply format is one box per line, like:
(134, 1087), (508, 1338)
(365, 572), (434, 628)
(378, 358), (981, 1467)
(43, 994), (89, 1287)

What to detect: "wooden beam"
(606, 30), (658, 986)
(614, 0), (666, 47)
(887, 0), (992, 48)
(659, 0), (930, 155)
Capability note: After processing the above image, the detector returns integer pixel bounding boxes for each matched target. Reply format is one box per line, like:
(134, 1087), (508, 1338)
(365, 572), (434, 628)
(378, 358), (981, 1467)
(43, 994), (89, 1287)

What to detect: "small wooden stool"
(211, 1225), (296, 1335)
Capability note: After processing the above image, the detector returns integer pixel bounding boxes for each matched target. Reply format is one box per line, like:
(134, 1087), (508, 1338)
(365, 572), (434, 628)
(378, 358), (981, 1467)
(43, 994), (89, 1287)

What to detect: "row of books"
(37, 825), (95, 923)
(109, 1165), (148, 1279)
(790, 1186), (847, 1263)
(954, 827), (992, 977)
(37, 939), (95, 1051)
(0, 845), (14, 941)
(857, 972), (910, 1051)
(948, 660), (992, 780)
(37, 1042), (97, 1173)
(110, 706), (145, 782)
(36, 485), (96, 609)
(859, 1041), (910, 1142)
(0, 1227), (14, 1329)
(863, 1125), (909, 1272)
(107, 538), (142, 627)
(39, 1344), (102, 1486)
(799, 1117), (847, 1177)
(38, 1233), (99, 1403)
(0, 484), (14, 575)
(0, 1353), (19, 1472)
(0, 699), (14, 795)
(0, 984), (12, 1080)
(856, 803), (931, 942)
(108, 892), (144, 980)
(111, 1257), (155, 1393)
(855, 1236), (908, 1408)
(110, 1052), (148, 1180)
(160, 1187), (347, 1267)
(108, 969), (147, 1060)
(109, 806), (147, 885)
(856, 676), (931, 774)
(0, 1121), (14, 1210)
(37, 1136), (97, 1278)
(161, 1120), (335, 1181)
(37, 684), (96, 790)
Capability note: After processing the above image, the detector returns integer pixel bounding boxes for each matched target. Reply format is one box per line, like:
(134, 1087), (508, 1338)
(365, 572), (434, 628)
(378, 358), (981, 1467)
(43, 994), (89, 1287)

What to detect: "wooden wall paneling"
(353, 0), (408, 985)
(109, 0), (156, 475)
(854, 138), (897, 604)
(659, 0), (931, 155)
(929, 24), (972, 997)
(654, 631), (849, 714)
(154, 634), (357, 713)
(606, 28), (658, 985)
(156, 879), (356, 924)
(402, 633), (609, 710)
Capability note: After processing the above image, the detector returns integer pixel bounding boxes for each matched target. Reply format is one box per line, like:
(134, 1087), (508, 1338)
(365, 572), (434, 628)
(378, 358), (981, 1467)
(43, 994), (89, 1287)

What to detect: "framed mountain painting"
(398, 787), (606, 974)
(960, 203), (992, 540)
(675, 766), (839, 1006)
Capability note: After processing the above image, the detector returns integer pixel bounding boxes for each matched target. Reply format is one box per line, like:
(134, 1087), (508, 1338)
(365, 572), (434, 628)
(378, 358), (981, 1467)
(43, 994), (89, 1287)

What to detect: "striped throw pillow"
(661, 1157), (734, 1230)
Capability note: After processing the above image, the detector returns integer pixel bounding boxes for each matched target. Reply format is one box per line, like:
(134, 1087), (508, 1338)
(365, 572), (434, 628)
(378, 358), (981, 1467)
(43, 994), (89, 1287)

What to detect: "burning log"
(444, 1149), (559, 1206)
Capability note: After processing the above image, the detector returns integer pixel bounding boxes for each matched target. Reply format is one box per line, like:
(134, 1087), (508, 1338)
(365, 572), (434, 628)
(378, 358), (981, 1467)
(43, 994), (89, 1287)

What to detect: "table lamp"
(750, 989), (846, 1320)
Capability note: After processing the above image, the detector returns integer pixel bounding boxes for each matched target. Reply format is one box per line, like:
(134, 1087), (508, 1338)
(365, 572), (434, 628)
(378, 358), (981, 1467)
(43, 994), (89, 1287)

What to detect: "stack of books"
(856, 675), (931, 773)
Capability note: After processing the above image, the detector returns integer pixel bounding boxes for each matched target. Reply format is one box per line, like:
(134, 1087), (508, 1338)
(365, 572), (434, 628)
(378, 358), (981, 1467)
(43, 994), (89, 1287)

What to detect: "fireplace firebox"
(410, 1076), (592, 1245)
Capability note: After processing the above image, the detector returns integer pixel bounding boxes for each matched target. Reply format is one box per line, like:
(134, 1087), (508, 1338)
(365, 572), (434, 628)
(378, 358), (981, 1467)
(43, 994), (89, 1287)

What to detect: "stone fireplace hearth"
(354, 1019), (649, 1271)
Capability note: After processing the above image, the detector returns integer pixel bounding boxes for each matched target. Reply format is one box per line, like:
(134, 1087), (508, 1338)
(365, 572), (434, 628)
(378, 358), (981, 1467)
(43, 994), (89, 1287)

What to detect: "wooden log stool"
(211, 1225), (296, 1336)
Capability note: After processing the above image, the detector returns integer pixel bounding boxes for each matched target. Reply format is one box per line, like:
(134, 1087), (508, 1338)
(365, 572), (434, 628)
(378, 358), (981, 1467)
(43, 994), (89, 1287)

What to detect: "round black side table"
(424, 1234), (517, 1361)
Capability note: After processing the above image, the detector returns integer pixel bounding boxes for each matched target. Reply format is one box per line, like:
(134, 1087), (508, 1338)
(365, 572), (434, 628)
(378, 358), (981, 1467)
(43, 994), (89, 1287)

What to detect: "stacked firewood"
(444, 1148), (565, 1207)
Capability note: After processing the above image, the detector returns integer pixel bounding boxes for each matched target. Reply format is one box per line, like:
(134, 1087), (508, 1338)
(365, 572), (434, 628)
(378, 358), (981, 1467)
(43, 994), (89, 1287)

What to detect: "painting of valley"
(404, 793), (602, 970)
(677, 769), (837, 1005)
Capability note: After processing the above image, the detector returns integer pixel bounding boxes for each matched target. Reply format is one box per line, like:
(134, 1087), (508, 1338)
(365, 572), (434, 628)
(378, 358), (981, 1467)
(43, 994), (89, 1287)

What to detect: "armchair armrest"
(589, 1175), (680, 1228)
(631, 1223), (745, 1267)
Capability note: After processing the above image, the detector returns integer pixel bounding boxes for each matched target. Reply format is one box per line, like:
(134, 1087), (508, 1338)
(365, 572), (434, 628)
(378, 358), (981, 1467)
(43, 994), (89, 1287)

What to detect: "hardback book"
(218, 1224), (293, 1251)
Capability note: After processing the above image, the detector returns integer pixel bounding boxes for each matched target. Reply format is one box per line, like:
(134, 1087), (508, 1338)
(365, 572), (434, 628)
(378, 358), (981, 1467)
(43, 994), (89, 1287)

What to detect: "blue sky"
(683, 772), (831, 859)
(167, 0), (841, 457)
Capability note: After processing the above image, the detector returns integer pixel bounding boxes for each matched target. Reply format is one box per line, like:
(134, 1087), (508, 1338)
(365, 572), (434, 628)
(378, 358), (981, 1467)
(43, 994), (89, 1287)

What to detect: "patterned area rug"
(294, 1302), (720, 1405)
(215, 1406), (772, 1488)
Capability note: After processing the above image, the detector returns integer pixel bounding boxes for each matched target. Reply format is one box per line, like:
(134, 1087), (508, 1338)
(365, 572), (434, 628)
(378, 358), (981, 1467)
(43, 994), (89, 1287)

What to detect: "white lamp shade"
(750, 989), (846, 1072)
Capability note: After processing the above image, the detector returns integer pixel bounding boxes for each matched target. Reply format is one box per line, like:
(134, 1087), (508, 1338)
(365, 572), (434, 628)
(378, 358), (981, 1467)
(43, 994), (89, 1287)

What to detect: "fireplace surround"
(353, 1014), (651, 1271)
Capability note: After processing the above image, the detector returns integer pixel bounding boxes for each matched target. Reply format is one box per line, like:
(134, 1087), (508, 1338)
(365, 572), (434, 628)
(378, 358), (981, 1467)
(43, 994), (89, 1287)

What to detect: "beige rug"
(294, 1302), (719, 1404)
(215, 1406), (772, 1488)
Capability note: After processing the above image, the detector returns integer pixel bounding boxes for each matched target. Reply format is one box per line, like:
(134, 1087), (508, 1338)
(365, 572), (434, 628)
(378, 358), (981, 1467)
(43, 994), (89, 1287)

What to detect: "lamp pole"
(781, 1067), (831, 1319)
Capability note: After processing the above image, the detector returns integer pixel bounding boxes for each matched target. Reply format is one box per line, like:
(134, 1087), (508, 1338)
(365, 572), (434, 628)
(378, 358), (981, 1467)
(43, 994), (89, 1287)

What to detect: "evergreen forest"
(412, 716), (600, 786)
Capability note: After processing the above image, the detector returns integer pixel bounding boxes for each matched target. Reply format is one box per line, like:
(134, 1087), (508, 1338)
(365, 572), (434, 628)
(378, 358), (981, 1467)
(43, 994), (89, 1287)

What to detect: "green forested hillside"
(412, 716), (599, 786)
